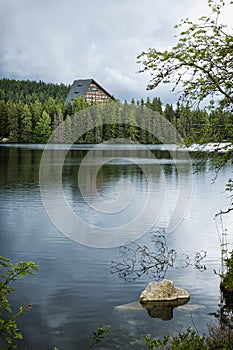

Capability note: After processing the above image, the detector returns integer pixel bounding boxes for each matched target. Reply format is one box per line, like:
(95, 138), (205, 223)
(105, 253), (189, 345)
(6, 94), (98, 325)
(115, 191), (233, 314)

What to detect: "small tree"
(33, 110), (52, 143)
(7, 102), (19, 143)
(20, 105), (33, 143)
(73, 97), (90, 113)
(0, 256), (38, 349)
(65, 114), (72, 143)
(138, 0), (233, 184)
(221, 250), (233, 294)
(30, 99), (43, 129)
(138, 0), (233, 112)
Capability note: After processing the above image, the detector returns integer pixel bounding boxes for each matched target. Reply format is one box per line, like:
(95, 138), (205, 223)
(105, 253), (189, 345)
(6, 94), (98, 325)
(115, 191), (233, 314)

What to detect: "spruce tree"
(0, 100), (8, 138)
(65, 115), (72, 143)
(20, 105), (33, 143)
(33, 111), (52, 143)
(7, 102), (19, 142)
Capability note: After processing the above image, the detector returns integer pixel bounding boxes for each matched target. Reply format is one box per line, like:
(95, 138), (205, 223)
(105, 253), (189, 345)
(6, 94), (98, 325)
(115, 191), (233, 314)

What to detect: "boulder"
(140, 279), (190, 303)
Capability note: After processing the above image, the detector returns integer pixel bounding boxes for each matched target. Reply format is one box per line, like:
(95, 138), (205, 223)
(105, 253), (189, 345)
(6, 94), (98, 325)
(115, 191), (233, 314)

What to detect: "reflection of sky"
(0, 145), (233, 348)
(64, 163), (162, 227)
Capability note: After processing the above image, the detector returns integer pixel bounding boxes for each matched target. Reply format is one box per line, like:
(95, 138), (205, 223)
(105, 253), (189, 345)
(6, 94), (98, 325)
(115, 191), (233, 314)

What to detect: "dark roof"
(65, 78), (113, 104)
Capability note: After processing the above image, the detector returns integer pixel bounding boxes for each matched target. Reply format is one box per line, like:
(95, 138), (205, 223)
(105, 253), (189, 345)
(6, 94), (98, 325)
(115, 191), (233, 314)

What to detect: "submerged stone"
(177, 303), (206, 311)
(114, 301), (143, 311)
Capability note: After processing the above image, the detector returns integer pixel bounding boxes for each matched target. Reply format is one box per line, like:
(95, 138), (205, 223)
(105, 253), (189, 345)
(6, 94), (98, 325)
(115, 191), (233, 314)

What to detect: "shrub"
(0, 256), (38, 349)
(144, 327), (208, 349)
(221, 250), (233, 294)
(207, 324), (233, 350)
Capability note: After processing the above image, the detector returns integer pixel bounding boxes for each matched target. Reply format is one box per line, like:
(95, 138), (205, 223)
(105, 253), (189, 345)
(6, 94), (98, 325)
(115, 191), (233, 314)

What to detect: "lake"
(0, 144), (233, 349)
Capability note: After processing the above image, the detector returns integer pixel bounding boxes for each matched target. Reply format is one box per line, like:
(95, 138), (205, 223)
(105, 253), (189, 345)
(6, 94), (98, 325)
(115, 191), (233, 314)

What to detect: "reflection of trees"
(211, 298), (233, 327)
(209, 292), (233, 340)
(209, 295), (233, 346)
(111, 231), (207, 282)
(0, 146), (40, 187)
(141, 299), (189, 321)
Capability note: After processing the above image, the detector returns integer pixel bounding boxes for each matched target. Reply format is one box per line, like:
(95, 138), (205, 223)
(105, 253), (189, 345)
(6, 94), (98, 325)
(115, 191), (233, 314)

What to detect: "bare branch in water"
(111, 230), (207, 282)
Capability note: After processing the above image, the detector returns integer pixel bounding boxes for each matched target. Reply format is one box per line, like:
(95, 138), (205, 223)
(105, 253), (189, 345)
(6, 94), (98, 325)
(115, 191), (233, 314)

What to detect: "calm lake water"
(0, 144), (233, 349)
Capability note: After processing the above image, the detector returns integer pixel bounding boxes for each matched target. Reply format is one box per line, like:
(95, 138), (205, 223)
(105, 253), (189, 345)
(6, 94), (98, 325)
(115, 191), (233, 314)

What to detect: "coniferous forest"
(0, 78), (231, 144)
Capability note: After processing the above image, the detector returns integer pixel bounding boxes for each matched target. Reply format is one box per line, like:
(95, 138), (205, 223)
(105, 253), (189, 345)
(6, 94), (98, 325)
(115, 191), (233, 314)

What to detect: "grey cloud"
(0, 0), (225, 102)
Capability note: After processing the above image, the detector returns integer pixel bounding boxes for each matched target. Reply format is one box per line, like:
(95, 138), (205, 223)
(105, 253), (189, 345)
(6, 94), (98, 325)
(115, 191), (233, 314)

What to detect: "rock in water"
(140, 279), (190, 303)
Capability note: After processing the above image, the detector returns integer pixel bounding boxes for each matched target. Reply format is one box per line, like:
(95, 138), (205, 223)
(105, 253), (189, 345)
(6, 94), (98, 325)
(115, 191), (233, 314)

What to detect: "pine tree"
(7, 102), (19, 142)
(0, 100), (8, 138)
(151, 97), (163, 114)
(124, 102), (138, 141)
(84, 108), (94, 143)
(33, 111), (52, 143)
(91, 104), (103, 143)
(102, 103), (118, 141)
(65, 115), (72, 143)
(136, 105), (148, 143)
(52, 109), (65, 143)
(73, 97), (90, 113)
(176, 104), (193, 139)
(44, 97), (57, 126)
(31, 99), (43, 128)
(164, 104), (175, 123)
(20, 105), (33, 143)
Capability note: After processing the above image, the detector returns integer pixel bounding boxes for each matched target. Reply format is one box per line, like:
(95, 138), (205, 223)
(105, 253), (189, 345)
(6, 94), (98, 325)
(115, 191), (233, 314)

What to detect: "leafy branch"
(137, 0), (233, 111)
(87, 326), (109, 350)
(0, 256), (38, 349)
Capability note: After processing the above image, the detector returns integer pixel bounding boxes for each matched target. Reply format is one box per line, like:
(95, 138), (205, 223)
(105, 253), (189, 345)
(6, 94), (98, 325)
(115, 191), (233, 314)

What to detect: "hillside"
(0, 78), (70, 104)
(0, 78), (230, 145)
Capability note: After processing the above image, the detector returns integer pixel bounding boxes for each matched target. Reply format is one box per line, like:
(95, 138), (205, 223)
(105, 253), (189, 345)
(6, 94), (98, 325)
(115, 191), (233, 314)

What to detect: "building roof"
(65, 78), (113, 104)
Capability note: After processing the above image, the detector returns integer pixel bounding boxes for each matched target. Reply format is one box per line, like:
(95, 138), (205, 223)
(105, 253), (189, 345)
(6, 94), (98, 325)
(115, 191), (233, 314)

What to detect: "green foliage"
(0, 78), (69, 104)
(171, 328), (208, 349)
(0, 256), (38, 349)
(87, 326), (109, 350)
(207, 323), (233, 349)
(138, 0), (233, 112)
(145, 328), (208, 349)
(138, 0), (233, 176)
(144, 325), (233, 349)
(0, 100), (8, 138)
(20, 105), (33, 143)
(221, 249), (233, 293)
(33, 111), (52, 143)
(73, 96), (90, 112)
(0, 78), (69, 141)
(144, 334), (169, 349)
(1, 78), (232, 145)
(65, 114), (72, 143)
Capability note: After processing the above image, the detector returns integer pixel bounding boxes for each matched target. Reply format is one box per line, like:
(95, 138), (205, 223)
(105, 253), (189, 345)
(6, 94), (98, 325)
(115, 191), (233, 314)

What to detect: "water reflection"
(0, 144), (195, 186)
(111, 231), (207, 282)
(0, 144), (233, 349)
(141, 299), (190, 321)
(211, 288), (233, 328)
(0, 146), (41, 187)
(39, 144), (194, 246)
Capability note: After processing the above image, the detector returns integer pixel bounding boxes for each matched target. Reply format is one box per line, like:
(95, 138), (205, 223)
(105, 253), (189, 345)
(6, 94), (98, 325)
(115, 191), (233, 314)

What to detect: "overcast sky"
(0, 0), (231, 103)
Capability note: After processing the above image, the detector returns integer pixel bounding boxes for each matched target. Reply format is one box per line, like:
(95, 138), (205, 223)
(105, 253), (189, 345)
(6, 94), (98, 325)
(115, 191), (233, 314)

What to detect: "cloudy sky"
(0, 0), (231, 103)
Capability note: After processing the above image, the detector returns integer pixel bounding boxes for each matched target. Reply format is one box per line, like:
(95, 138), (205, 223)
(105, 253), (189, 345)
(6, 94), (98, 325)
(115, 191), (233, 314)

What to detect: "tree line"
(0, 78), (231, 144)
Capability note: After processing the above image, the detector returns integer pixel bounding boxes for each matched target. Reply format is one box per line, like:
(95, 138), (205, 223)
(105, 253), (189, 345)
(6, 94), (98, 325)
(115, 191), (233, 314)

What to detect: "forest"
(0, 78), (231, 144)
